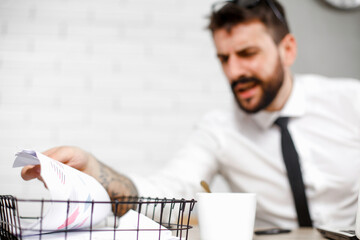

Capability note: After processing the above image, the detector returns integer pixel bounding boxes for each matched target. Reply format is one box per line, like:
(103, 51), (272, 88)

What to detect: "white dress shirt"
(131, 74), (360, 229)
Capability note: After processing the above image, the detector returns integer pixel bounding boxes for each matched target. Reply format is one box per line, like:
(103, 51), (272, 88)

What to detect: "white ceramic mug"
(196, 193), (256, 240)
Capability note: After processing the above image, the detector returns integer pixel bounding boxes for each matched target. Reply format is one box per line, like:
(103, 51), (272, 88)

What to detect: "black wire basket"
(0, 195), (196, 240)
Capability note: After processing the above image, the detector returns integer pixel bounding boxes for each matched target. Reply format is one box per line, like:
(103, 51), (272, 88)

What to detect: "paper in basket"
(14, 209), (181, 240)
(116, 209), (180, 240)
(13, 149), (111, 232)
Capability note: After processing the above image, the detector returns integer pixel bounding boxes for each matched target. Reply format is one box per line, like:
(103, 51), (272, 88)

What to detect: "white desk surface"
(187, 226), (326, 240)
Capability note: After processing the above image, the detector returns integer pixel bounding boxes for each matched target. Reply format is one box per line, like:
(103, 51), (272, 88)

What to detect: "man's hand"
(21, 146), (139, 216)
(21, 146), (97, 182)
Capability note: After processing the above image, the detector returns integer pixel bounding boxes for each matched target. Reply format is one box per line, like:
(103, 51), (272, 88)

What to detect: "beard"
(230, 56), (285, 114)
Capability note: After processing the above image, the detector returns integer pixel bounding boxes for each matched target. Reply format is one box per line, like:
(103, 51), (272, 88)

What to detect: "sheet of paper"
(116, 209), (179, 239)
(20, 210), (181, 240)
(13, 149), (111, 233)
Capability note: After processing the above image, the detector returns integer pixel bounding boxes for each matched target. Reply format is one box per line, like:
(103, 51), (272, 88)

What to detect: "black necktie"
(275, 117), (312, 227)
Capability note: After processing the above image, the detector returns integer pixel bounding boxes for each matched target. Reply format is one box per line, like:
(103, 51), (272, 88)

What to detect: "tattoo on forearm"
(98, 162), (138, 196)
(98, 164), (110, 190)
(95, 161), (139, 216)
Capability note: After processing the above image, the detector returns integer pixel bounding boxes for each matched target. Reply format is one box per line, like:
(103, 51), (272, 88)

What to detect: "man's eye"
(238, 50), (258, 57)
(218, 55), (229, 64)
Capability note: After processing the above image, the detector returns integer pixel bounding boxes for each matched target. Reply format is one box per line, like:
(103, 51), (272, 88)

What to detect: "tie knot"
(274, 117), (289, 128)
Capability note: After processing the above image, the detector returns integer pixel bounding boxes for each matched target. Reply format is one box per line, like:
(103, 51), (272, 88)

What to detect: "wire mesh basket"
(0, 195), (196, 240)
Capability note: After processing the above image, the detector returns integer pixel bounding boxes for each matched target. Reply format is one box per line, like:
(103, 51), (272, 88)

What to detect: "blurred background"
(0, 0), (359, 199)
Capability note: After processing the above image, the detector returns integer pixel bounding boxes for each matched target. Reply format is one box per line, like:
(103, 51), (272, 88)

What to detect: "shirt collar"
(237, 76), (306, 130)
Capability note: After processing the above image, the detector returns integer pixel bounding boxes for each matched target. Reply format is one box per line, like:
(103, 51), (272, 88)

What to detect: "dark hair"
(208, 0), (290, 44)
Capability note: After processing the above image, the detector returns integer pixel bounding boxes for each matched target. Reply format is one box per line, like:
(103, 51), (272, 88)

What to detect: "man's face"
(213, 21), (285, 113)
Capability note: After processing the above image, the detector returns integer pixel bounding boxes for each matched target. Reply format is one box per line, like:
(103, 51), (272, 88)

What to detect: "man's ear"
(279, 33), (297, 67)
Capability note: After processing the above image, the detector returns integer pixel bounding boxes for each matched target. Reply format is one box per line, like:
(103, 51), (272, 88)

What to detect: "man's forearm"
(97, 161), (138, 198)
(90, 158), (139, 215)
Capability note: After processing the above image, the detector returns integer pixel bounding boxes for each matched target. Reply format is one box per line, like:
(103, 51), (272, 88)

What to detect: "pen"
(254, 228), (291, 235)
(200, 180), (211, 193)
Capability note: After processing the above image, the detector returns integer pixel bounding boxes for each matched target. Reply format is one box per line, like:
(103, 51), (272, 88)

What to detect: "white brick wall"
(0, 0), (231, 198)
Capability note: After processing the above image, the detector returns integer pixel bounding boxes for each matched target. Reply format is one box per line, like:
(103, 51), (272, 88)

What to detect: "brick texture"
(0, 0), (230, 198)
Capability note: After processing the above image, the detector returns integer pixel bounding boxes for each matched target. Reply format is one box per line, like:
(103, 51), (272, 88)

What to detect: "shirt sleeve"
(348, 78), (360, 139)
(129, 114), (222, 199)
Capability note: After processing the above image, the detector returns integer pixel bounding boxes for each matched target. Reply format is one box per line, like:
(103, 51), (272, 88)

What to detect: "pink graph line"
(57, 207), (80, 230)
(74, 216), (89, 229)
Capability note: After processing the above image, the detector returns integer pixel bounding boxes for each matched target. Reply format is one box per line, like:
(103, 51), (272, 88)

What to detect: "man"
(21, 0), (360, 229)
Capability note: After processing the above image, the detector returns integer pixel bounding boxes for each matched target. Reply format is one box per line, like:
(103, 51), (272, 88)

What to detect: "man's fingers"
(42, 146), (87, 171)
(42, 146), (72, 164)
(38, 175), (48, 188)
(21, 165), (41, 181)
(42, 147), (58, 157)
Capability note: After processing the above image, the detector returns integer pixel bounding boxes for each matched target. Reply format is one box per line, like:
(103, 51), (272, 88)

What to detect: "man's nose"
(226, 55), (246, 81)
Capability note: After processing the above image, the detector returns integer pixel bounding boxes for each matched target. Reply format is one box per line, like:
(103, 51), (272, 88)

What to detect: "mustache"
(231, 77), (261, 90)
